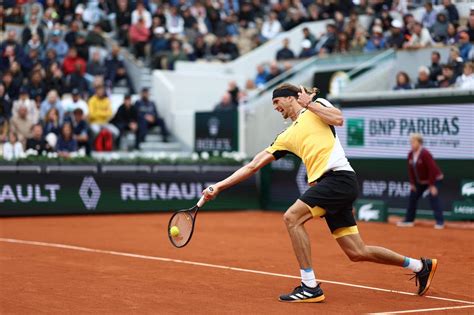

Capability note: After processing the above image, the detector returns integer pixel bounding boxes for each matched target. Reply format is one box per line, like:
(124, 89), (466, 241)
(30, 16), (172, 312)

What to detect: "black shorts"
(299, 170), (359, 233)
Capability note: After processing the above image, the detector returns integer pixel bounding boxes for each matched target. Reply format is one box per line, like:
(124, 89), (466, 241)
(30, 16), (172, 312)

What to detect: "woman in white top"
(3, 132), (24, 160)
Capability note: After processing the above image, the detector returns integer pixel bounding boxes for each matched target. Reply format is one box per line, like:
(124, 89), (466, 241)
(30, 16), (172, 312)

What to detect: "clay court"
(1, 211), (473, 314)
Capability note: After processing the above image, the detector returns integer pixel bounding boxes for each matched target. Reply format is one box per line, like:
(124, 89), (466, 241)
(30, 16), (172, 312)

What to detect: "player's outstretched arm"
(297, 86), (343, 126)
(202, 150), (275, 200)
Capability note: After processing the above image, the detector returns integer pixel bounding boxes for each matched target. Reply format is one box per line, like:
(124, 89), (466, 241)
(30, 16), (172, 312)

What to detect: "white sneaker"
(397, 221), (415, 227)
(434, 224), (445, 230)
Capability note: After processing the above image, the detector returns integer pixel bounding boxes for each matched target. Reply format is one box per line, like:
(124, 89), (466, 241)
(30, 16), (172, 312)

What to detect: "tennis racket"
(167, 187), (213, 248)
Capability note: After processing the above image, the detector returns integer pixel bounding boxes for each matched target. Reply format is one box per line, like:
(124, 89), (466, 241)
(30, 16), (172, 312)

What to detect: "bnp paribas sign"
(337, 104), (473, 159)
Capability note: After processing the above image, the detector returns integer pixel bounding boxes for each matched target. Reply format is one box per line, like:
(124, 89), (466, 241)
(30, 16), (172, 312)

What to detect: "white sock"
(403, 257), (423, 272)
(300, 268), (317, 288)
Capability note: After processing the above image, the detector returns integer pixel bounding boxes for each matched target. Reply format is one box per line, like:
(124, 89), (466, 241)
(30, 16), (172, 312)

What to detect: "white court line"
(370, 304), (474, 314)
(1, 237), (473, 307)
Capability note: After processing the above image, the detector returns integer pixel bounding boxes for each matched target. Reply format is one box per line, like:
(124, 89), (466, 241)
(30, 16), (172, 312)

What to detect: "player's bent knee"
(283, 211), (297, 227)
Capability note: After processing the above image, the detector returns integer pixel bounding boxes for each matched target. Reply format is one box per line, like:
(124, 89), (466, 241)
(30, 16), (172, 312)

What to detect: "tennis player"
(202, 83), (437, 303)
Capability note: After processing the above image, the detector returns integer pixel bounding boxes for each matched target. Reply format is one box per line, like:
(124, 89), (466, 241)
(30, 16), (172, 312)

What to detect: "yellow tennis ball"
(170, 226), (180, 237)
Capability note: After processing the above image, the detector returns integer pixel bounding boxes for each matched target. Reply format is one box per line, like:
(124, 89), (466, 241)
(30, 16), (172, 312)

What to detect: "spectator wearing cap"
(65, 108), (90, 155)
(431, 12), (449, 43)
(386, 20), (405, 49)
(105, 45), (134, 94)
(135, 87), (169, 148)
(10, 104), (34, 145)
(129, 17), (150, 59)
(364, 26), (386, 52)
(448, 46), (464, 77)
(421, 2), (437, 30)
(429, 51), (443, 82)
(437, 64), (457, 88)
(63, 47), (86, 76)
(261, 12), (282, 42)
(455, 62), (474, 89)
(40, 90), (64, 123)
(415, 66), (437, 89)
(12, 87), (38, 123)
(63, 89), (89, 117)
(442, 0), (459, 24)
(46, 30), (69, 61)
(276, 38), (295, 61)
(111, 94), (138, 148)
(403, 22), (433, 49)
(393, 71), (412, 90)
(299, 39), (316, 58)
(88, 85), (118, 133)
(458, 32), (473, 61)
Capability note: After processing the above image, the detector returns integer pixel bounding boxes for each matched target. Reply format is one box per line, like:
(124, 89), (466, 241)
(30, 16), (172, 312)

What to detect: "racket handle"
(197, 196), (206, 208)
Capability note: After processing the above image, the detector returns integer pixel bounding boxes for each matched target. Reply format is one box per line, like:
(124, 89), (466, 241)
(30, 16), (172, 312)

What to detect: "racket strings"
(169, 212), (194, 247)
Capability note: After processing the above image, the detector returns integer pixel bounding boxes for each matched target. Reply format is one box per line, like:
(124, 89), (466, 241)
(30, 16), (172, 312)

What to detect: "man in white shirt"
(261, 12), (282, 41)
(62, 89), (89, 118)
(455, 62), (474, 89)
(131, 2), (152, 29)
(404, 22), (433, 49)
(12, 88), (38, 124)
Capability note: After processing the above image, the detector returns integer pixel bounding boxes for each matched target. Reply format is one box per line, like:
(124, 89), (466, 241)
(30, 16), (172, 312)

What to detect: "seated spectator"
(458, 32), (473, 62)
(386, 20), (405, 49)
(111, 94), (138, 148)
(10, 105), (34, 145)
(393, 72), (412, 90)
(431, 12), (449, 43)
(151, 27), (170, 57)
(63, 47), (86, 76)
(65, 63), (89, 95)
(65, 21), (80, 47)
(74, 32), (89, 61)
(26, 124), (52, 155)
(46, 30), (69, 61)
(10, 62), (24, 93)
(88, 85), (119, 139)
(45, 63), (66, 96)
(335, 32), (350, 54)
(116, 0), (131, 46)
(165, 40), (188, 70)
(351, 28), (368, 52)
(221, 35), (240, 61)
(276, 38), (295, 60)
(42, 108), (61, 137)
(0, 84), (10, 143)
(2, 71), (20, 101)
(56, 122), (78, 158)
(12, 87), (38, 123)
(455, 62), (474, 90)
(86, 24), (106, 48)
(448, 46), (464, 77)
(26, 70), (47, 101)
(42, 48), (58, 70)
(227, 81), (240, 107)
(261, 12), (281, 41)
(255, 64), (268, 88)
(415, 66), (437, 89)
(364, 26), (386, 52)
(437, 64), (457, 88)
(403, 22), (433, 49)
(24, 34), (44, 57)
(315, 23), (338, 54)
(442, 0), (459, 25)
(65, 108), (90, 155)
(21, 13), (45, 45)
(105, 45), (134, 94)
(214, 92), (234, 111)
(86, 51), (107, 78)
(3, 132), (24, 161)
(129, 17), (150, 59)
(165, 6), (185, 35)
(421, 2), (437, 30)
(192, 35), (207, 60)
(299, 40), (316, 58)
(302, 27), (317, 47)
(467, 9), (474, 41)
(40, 90), (64, 123)
(135, 87), (169, 148)
(63, 89), (89, 117)
(429, 51), (443, 82)
(266, 61), (281, 82)
(283, 8), (305, 31)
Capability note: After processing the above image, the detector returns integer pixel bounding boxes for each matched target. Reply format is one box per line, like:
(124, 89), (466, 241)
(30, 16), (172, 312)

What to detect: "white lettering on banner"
(336, 104), (473, 159)
(0, 184), (61, 203)
(388, 181), (411, 197)
(16, 185), (33, 202)
(121, 184), (136, 200)
(121, 183), (207, 201)
(362, 181), (387, 197)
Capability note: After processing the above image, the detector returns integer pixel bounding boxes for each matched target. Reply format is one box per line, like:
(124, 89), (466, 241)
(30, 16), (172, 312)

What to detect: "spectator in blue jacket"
(364, 26), (386, 52)
(135, 88), (169, 149)
(105, 45), (135, 94)
(56, 122), (78, 158)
